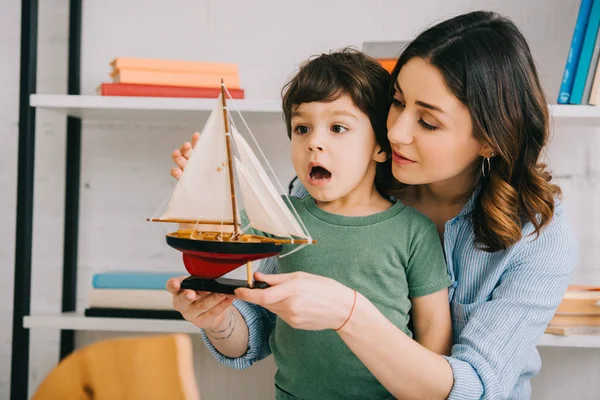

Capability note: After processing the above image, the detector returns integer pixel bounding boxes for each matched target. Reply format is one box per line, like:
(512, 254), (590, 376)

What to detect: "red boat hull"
(166, 235), (282, 279)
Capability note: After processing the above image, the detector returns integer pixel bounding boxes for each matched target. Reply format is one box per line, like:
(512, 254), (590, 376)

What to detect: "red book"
(97, 83), (245, 99)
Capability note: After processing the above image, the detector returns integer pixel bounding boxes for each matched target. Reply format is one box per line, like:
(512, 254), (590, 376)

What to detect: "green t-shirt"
(244, 196), (451, 400)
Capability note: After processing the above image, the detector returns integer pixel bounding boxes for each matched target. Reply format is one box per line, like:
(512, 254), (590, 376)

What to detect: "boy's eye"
(331, 125), (348, 134)
(294, 125), (310, 135)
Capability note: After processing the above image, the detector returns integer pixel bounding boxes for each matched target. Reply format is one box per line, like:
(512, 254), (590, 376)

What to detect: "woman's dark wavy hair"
(390, 11), (561, 252)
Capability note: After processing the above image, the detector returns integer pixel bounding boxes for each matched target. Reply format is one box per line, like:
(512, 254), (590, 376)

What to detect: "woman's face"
(387, 57), (486, 186)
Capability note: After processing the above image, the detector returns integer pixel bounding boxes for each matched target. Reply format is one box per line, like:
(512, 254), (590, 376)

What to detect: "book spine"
(111, 57), (239, 75)
(570, 0), (600, 104)
(92, 272), (180, 289)
(557, 0), (594, 104)
(99, 83), (245, 99)
(115, 69), (241, 89)
(88, 288), (173, 310)
(582, 28), (600, 103)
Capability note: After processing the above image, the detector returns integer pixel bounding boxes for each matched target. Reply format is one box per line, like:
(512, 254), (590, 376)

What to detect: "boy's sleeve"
(198, 250), (279, 370)
(406, 225), (452, 298)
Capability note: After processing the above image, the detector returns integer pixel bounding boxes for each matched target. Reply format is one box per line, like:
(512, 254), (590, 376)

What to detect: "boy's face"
(290, 94), (386, 204)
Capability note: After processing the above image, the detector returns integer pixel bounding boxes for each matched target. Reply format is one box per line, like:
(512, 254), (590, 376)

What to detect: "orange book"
(113, 69), (241, 89)
(110, 57), (238, 75)
(377, 59), (397, 73)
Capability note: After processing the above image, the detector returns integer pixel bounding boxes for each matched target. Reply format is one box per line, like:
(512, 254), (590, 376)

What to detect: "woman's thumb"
(254, 271), (293, 285)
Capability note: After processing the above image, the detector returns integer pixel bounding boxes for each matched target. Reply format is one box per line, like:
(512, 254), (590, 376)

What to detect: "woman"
(168, 11), (576, 399)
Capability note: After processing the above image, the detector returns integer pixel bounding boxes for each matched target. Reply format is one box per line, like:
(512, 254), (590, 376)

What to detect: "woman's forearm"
(337, 293), (454, 400)
(206, 306), (249, 358)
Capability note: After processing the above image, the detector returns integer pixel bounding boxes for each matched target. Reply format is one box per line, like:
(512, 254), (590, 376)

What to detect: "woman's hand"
(234, 271), (356, 331)
(166, 276), (234, 331)
(170, 131), (200, 180)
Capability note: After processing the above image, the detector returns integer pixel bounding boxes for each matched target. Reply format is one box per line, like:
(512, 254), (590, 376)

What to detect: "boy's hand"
(170, 132), (200, 180)
(166, 276), (234, 331)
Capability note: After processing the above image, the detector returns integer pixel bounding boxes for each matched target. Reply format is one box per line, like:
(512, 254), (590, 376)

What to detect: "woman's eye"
(391, 97), (405, 108)
(418, 119), (438, 131)
(331, 125), (348, 134)
(294, 125), (310, 135)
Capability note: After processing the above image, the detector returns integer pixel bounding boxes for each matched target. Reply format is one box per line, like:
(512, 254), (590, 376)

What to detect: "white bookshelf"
(30, 94), (600, 121)
(30, 94), (283, 122)
(23, 312), (200, 334)
(537, 333), (600, 349)
(549, 104), (600, 119)
(22, 312), (600, 348)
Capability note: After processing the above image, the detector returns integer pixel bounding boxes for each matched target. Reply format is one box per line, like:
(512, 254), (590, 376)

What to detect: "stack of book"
(97, 57), (245, 99)
(362, 41), (409, 73)
(85, 271), (184, 320)
(558, 0), (600, 105)
(545, 284), (600, 336)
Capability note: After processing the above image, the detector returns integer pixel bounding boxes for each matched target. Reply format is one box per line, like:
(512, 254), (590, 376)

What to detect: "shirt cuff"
(199, 300), (272, 370)
(443, 356), (484, 400)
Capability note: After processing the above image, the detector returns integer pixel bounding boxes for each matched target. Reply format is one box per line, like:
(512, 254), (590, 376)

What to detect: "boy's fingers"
(170, 167), (182, 179)
(191, 132), (200, 148)
(172, 149), (188, 170)
(180, 141), (193, 159)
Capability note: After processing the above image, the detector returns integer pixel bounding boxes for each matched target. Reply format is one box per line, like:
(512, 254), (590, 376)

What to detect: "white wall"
(1, 0), (599, 399)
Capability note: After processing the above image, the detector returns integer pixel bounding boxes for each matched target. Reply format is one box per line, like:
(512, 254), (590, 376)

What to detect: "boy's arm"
(410, 289), (452, 355)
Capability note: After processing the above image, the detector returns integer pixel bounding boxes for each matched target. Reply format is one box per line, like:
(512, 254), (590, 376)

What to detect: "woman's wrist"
(334, 287), (358, 332)
(208, 306), (236, 339)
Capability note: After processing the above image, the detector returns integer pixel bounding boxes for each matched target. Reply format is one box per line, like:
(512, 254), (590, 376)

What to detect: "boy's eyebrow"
(291, 110), (359, 119)
(331, 110), (358, 119)
(394, 82), (445, 114)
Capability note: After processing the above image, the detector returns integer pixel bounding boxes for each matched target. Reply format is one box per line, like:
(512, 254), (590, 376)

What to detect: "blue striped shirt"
(200, 184), (577, 399)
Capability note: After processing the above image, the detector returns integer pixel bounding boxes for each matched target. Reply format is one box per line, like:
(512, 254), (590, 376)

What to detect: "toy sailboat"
(148, 83), (313, 294)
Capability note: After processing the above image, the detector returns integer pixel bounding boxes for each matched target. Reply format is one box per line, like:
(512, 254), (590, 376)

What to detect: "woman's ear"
(479, 144), (496, 159)
(373, 146), (388, 163)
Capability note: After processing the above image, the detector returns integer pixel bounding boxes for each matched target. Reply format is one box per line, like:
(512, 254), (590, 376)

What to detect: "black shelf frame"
(10, 0), (83, 398)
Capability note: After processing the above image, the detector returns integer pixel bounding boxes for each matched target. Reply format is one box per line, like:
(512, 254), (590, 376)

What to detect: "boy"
(169, 49), (452, 399)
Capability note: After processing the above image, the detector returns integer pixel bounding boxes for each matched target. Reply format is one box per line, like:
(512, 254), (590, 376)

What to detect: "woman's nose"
(387, 110), (414, 145)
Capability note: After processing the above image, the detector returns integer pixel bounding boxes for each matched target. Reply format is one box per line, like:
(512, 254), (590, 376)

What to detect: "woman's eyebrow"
(416, 101), (444, 114)
(396, 82), (445, 114)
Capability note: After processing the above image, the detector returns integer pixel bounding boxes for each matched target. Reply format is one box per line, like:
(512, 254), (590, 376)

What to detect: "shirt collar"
(455, 184), (481, 219)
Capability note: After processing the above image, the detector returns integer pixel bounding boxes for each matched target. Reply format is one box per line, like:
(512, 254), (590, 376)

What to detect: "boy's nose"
(306, 143), (324, 152)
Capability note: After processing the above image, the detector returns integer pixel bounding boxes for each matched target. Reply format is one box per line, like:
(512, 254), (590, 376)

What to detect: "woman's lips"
(391, 151), (416, 166)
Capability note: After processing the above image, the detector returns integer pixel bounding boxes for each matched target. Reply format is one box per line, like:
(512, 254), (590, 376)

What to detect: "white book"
(88, 288), (173, 310)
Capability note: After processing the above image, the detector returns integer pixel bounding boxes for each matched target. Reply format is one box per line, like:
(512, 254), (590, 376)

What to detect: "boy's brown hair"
(281, 48), (399, 195)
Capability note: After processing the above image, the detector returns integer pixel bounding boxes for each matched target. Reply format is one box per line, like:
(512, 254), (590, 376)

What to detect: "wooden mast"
(221, 80), (252, 287)
(221, 79), (240, 237)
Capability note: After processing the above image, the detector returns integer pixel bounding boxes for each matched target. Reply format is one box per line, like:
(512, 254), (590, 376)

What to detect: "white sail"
(232, 128), (309, 239)
(161, 94), (235, 223)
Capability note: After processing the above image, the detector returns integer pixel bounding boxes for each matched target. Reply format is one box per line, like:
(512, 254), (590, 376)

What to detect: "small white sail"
(161, 94), (235, 223)
(232, 128), (309, 239)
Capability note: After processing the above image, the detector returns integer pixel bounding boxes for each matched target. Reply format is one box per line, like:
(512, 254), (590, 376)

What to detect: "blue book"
(570, 0), (600, 104)
(92, 271), (182, 290)
(558, 0), (594, 103)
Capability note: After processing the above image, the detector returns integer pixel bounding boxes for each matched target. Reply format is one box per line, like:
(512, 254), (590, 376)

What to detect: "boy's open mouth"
(308, 163), (332, 185)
